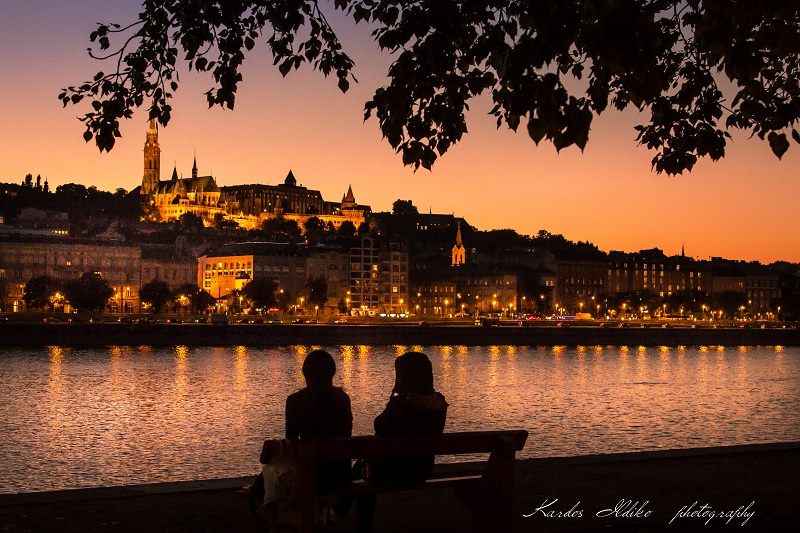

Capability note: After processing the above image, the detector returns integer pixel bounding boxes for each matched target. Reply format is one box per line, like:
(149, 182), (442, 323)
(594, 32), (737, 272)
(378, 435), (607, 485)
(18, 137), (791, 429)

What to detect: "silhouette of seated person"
(341, 351), (448, 531)
(285, 349), (352, 495)
(367, 351), (449, 483)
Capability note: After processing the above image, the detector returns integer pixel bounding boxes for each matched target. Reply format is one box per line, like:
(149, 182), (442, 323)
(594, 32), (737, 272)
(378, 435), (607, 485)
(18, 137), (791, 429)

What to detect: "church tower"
(341, 185), (357, 210)
(451, 222), (466, 266)
(141, 119), (160, 196)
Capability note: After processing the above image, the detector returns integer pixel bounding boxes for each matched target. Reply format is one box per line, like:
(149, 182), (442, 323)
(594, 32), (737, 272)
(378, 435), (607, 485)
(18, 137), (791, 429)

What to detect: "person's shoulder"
(434, 391), (448, 407)
(286, 388), (307, 403)
(330, 386), (351, 401)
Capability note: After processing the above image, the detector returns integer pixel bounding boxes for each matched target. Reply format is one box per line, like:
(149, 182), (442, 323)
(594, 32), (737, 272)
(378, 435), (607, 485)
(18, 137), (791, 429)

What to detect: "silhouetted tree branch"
(61, 1), (800, 174)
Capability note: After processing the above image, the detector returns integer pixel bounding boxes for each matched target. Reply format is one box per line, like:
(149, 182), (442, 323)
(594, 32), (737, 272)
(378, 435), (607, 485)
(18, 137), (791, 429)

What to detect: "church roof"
(155, 175), (219, 195)
(283, 170), (297, 187)
(184, 175), (219, 192)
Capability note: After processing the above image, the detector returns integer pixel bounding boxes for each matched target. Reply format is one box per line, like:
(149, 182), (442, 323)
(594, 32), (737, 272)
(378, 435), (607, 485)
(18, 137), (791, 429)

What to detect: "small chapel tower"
(341, 185), (357, 210)
(451, 222), (466, 266)
(142, 119), (161, 196)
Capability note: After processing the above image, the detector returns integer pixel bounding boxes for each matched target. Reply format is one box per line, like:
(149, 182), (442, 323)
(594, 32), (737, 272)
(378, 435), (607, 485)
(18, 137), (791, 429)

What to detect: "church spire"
(192, 150), (198, 179)
(681, 243), (685, 257)
(341, 184), (356, 209)
(452, 221), (466, 266)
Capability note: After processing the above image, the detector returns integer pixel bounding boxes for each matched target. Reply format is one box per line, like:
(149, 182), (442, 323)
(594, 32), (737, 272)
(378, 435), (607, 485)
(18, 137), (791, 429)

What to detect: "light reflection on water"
(0, 344), (798, 494)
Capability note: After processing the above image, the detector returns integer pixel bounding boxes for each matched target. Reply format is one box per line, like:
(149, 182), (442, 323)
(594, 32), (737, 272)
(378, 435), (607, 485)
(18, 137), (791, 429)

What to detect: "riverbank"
(0, 442), (797, 531)
(1, 322), (798, 347)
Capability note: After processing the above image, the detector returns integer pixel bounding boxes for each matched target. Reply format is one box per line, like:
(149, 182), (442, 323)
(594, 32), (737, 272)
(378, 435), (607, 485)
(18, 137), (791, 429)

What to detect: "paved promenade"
(1, 443), (798, 532)
(2, 322), (799, 347)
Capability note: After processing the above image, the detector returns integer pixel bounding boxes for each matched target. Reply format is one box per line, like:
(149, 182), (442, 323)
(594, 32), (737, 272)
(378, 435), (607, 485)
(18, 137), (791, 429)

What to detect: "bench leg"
(296, 446), (316, 533)
(472, 435), (517, 532)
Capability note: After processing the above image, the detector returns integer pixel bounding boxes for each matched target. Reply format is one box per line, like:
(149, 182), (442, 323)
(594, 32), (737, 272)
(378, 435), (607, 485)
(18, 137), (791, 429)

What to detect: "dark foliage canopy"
(306, 276), (328, 307)
(337, 220), (357, 238)
(259, 217), (303, 242)
(60, 1), (799, 175)
(23, 276), (62, 311)
(243, 278), (279, 309)
(0, 181), (143, 234)
(64, 273), (114, 313)
(173, 282), (216, 312)
(140, 279), (173, 312)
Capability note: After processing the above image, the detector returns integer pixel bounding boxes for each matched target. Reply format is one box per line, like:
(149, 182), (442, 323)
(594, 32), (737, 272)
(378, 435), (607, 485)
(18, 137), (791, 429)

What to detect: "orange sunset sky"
(1, 1), (798, 263)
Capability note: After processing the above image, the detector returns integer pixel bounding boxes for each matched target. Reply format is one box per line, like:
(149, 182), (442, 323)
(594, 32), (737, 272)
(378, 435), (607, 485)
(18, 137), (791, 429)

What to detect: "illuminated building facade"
(0, 236), (141, 313)
(139, 121), (368, 230)
(349, 235), (409, 315)
(197, 242), (350, 314)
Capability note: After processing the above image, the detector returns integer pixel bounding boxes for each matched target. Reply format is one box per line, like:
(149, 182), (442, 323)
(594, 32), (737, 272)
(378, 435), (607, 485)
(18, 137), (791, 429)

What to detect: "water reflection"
(0, 345), (797, 494)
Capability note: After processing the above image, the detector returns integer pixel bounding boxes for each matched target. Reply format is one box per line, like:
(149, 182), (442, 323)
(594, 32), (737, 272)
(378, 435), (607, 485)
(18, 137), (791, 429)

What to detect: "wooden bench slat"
(290, 430), (528, 461)
(343, 475), (482, 495)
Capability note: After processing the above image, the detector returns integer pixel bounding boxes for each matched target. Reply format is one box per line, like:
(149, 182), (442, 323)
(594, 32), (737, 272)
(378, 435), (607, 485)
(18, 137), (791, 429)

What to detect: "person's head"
(302, 349), (336, 388)
(392, 351), (434, 395)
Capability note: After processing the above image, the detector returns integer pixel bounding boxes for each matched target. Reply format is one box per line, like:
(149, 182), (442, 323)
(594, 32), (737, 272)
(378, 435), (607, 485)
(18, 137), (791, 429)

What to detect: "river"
(0, 344), (798, 493)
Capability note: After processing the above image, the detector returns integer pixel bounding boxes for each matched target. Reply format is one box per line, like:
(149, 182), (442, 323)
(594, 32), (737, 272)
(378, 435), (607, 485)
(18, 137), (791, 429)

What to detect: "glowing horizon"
(0, 1), (798, 263)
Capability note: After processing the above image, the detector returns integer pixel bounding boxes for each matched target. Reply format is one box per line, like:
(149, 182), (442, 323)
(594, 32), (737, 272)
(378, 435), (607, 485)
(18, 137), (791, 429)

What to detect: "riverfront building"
(197, 242), (352, 315)
(349, 235), (409, 316)
(0, 235), (142, 313)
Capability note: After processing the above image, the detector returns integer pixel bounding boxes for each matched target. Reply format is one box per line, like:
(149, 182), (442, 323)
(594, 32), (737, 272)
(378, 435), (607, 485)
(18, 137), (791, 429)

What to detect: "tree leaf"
(768, 132), (789, 159)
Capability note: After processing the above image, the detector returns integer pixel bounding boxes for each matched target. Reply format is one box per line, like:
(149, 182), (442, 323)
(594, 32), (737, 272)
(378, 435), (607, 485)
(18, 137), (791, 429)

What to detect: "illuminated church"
(140, 119), (226, 222)
(139, 120), (369, 229)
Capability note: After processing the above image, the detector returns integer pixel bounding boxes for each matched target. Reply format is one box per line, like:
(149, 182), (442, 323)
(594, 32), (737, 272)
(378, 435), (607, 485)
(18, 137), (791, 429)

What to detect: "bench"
(260, 430), (528, 532)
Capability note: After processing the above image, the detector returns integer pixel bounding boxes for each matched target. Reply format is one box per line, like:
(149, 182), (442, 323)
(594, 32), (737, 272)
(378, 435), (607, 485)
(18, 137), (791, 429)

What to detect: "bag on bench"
(249, 439), (301, 528)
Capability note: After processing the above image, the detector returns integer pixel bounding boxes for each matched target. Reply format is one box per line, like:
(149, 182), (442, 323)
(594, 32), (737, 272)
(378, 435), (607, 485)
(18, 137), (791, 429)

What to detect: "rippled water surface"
(1, 344), (798, 493)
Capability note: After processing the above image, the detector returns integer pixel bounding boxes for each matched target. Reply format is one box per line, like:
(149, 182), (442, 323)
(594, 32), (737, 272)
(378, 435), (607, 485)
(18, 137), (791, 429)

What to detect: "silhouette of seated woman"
(368, 351), (449, 483)
(343, 351), (448, 531)
(285, 349), (352, 495)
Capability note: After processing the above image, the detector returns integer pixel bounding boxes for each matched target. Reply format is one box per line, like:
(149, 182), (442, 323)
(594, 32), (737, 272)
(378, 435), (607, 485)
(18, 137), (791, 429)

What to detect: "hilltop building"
(138, 120), (369, 230)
